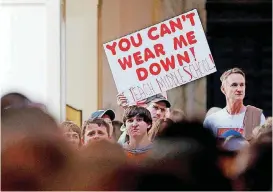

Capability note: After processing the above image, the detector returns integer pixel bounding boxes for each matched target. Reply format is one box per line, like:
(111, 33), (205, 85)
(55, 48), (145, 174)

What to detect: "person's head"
(61, 121), (81, 147)
(1, 107), (61, 151)
(144, 94), (171, 122)
(1, 92), (47, 112)
(112, 120), (123, 141)
(82, 118), (111, 145)
(90, 109), (115, 136)
(220, 68), (246, 103)
(148, 118), (174, 141)
(1, 135), (75, 191)
(252, 117), (272, 141)
(234, 136), (272, 191)
(222, 135), (249, 152)
(148, 120), (232, 191)
(168, 109), (185, 123)
(123, 106), (152, 139)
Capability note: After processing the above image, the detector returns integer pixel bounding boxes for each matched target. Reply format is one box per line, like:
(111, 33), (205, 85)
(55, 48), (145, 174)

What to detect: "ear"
(221, 85), (226, 95)
(147, 124), (152, 129)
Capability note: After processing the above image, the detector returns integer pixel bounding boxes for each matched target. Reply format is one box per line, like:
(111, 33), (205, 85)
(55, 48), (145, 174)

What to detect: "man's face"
(83, 124), (109, 145)
(147, 101), (167, 122)
(101, 114), (113, 136)
(64, 130), (80, 147)
(222, 74), (245, 102)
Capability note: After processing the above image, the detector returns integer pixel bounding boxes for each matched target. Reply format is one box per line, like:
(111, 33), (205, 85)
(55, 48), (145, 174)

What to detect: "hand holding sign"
(104, 9), (216, 105)
(116, 93), (129, 109)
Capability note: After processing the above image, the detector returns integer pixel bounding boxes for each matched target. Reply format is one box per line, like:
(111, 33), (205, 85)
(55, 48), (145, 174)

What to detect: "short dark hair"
(82, 118), (110, 137)
(123, 106), (152, 125)
(220, 68), (245, 83)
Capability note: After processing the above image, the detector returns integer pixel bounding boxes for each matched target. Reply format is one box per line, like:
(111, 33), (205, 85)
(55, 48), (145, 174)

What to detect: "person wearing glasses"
(203, 68), (265, 141)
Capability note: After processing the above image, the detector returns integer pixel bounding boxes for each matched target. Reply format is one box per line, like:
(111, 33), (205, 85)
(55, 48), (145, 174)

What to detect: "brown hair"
(112, 120), (123, 141)
(1, 108), (61, 150)
(61, 121), (81, 140)
(123, 106), (152, 125)
(82, 118), (110, 138)
(220, 68), (245, 83)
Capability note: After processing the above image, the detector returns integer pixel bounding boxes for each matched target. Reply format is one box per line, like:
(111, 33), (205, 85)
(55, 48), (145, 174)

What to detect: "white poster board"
(103, 9), (216, 105)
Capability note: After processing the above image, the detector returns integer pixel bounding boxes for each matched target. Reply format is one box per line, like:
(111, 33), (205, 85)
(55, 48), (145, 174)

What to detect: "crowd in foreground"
(1, 68), (272, 191)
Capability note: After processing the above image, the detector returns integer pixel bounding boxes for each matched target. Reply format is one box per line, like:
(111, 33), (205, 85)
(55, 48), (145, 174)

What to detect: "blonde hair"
(220, 68), (245, 84)
(168, 109), (185, 123)
(61, 121), (81, 140)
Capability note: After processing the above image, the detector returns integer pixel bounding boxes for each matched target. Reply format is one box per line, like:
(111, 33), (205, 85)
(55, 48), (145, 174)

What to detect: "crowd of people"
(1, 68), (272, 190)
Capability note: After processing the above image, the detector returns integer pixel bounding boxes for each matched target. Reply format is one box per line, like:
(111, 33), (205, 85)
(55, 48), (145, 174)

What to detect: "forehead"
(225, 73), (245, 84)
(85, 124), (106, 132)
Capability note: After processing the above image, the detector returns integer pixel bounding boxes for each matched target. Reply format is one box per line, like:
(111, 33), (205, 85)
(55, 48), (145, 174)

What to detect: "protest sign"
(103, 9), (217, 105)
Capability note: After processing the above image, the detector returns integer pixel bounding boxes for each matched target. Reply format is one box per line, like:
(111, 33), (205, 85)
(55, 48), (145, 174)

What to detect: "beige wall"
(66, 0), (98, 122)
(101, 0), (154, 120)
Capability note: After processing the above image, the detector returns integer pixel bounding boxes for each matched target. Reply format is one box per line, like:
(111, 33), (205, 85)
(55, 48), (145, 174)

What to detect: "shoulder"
(204, 109), (225, 123)
(246, 105), (263, 113)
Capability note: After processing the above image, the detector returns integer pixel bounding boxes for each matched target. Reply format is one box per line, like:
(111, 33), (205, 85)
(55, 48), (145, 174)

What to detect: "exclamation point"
(189, 47), (196, 61)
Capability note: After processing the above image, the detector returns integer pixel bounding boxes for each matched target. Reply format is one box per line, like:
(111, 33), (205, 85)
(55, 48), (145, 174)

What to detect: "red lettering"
(177, 51), (190, 66)
(144, 48), (155, 62)
(136, 68), (148, 81)
(118, 55), (132, 70)
(183, 66), (192, 80)
(186, 12), (196, 26)
(173, 34), (188, 50)
(186, 31), (197, 45)
(147, 26), (159, 40)
(160, 55), (175, 71)
(149, 63), (161, 76)
(105, 42), (117, 55)
(118, 38), (131, 52)
(169, 18), (183, 33)
(133, 51), (144, 65)
(154, 44), (165, 57)
(160, 23), (172, 37)
(130, 33), (143, 47)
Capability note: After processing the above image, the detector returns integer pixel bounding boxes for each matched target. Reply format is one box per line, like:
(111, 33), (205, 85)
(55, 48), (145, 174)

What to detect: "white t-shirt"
(203, 107), (266, 137)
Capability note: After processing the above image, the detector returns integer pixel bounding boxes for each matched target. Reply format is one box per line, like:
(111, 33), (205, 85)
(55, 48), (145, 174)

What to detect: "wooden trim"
(97, 0), (103, 109)
(66, 105), (82, 127)
(152, 0), (160, 23)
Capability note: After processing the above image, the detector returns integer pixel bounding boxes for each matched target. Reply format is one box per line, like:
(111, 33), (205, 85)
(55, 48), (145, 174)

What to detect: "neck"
(226, 99), (245, 115)
(128, 134), (151, 149)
